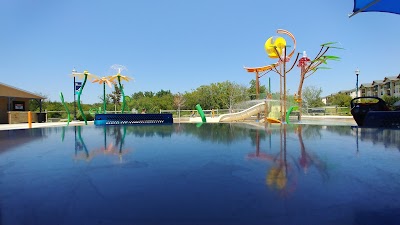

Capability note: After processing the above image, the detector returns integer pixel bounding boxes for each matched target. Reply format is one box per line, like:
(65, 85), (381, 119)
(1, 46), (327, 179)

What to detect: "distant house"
(322, 88), (356, 105)
(0, 82), (46, 124)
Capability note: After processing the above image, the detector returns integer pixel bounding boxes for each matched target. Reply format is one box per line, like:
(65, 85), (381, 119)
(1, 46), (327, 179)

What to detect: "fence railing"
(305, 106), (350, 116)
(44, 105), (351, 122)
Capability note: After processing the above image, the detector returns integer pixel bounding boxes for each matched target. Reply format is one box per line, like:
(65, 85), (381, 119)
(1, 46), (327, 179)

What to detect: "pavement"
(0, 121), (93, 131)
(0, 115), (357, 131)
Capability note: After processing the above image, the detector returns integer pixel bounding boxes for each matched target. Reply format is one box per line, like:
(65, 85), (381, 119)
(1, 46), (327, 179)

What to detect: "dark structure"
(351, 96), (400, 128)
(0, 82), (46, 124)
(94, 113), (173, 125)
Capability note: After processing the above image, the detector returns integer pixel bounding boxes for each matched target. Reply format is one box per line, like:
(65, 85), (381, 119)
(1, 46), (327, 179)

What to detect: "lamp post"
(355, 68), (360, 97)
(72, 68), (77, 120)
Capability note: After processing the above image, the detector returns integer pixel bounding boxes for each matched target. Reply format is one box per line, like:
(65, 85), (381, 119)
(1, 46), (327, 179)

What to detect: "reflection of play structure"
(246, 126), (329, 197)
(73, 126), (130, 162)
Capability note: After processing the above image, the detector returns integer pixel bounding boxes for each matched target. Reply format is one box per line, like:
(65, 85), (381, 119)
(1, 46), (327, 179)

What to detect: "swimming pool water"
(0, 123), (399, 225)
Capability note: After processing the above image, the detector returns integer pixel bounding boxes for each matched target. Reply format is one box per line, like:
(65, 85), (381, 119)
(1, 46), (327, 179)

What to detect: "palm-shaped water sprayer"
(92, 76), (114, 114)
(71, 70), (98, 125)
(108, 65), (133, 113)
(295, 43), (342, 120)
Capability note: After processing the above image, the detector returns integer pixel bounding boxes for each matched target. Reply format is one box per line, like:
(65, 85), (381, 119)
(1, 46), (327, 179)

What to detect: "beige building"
(323, 74), (400, 104)
(0, 82), (46, 124)
(360, 74), (400, 98)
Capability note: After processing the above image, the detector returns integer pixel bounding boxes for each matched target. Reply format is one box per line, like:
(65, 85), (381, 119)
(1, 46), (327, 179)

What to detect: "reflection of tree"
(246, 129), (274, 160)
(75, 126), (89, 159)
(266, 126), (296, 197)
(188, 123), (252, 144)
(125, 125), (174, 138)
(325, 126), (352, 136)
(296, 126), (329, 180)
(123, 123), (253, 144)
(244, 125), (329, 197)
(301, 125), (323, 139)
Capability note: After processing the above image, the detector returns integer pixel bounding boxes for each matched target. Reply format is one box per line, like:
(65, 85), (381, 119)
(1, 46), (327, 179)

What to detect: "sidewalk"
(0, 121), (93, 131)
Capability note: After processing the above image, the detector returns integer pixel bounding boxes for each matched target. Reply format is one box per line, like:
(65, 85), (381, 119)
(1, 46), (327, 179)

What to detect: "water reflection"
(72, 126), (130, 162)
(352, 127), (400, 150)
(246, 125), (331, 197)
(0, 128), (48, 153)
(1, 123), (400, 224)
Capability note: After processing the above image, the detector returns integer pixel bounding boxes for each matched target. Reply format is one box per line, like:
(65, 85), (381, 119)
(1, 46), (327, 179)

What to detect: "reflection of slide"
(219, 102), (266, 122)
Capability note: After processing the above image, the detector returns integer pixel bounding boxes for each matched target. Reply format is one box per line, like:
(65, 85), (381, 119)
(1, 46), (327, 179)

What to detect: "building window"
(13, 101), (25, 111)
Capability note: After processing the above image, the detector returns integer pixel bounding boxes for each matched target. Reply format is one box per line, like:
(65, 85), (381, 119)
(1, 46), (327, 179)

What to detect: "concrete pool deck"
(0, 115), (357, 131)
(0, 121), (93, 131)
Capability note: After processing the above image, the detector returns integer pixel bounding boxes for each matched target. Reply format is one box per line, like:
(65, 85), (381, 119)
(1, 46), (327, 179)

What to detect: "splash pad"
(63, 65), (173, 126)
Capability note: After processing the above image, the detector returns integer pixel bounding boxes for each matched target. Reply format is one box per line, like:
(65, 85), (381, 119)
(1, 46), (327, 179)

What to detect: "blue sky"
(1, 0), (399, 104)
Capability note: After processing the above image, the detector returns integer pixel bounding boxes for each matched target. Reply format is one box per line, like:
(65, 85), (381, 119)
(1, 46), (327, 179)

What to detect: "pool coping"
(0, 116), (357, 131)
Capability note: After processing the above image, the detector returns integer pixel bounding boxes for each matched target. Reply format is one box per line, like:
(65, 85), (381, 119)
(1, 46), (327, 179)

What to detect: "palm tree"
(296, 43), (342, 120)
(109, 65), (133, 113)
(71, 70), (98, 125)
(92, 76), (114, 113)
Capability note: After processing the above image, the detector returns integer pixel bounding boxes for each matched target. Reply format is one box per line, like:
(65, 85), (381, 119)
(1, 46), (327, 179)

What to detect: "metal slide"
(218, 102), (266, 122)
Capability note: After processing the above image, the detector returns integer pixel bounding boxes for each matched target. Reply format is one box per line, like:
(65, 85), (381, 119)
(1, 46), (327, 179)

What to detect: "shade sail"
(350, 0), (400, 17)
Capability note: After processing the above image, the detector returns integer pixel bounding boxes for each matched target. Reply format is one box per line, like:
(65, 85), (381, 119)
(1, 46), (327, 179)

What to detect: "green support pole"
(77, 75), (88, 125)
(118, 76), (126, 113)
(103, 83), (106, 114)
(195, 104), (207, 123)
(59, 92), (70, 126)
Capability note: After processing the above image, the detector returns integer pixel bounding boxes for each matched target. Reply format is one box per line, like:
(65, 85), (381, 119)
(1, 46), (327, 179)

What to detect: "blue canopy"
(350, 0), (400, 17)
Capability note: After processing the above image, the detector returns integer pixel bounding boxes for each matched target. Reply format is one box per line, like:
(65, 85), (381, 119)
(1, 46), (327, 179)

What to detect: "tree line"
(30, 80), (329, 118)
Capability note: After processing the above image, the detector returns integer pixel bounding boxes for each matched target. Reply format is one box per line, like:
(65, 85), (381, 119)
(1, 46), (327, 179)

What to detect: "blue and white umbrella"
(350, 0), (400, 17)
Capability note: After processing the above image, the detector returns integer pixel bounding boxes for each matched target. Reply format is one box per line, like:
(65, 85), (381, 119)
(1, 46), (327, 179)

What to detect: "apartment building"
(360, 74), (400, 98)
(322, 74), (400, 104)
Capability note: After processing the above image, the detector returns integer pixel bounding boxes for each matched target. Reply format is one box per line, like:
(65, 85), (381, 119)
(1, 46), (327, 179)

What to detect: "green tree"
(248, 79), (267, 100)
(220, 81), (248, 112)
(29, 92), (48, 111)
(174, 92), (186, 119)
(328, 93), (352, 107)
(182, 91), (199, 110)
(302, 86), (324, 108)
(156, 89), (172, 98)
(184, 81), (249, 111)
(45, 100), (64, 118)
(382, 95), (400, 110)
(107, 83), (122, 112)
